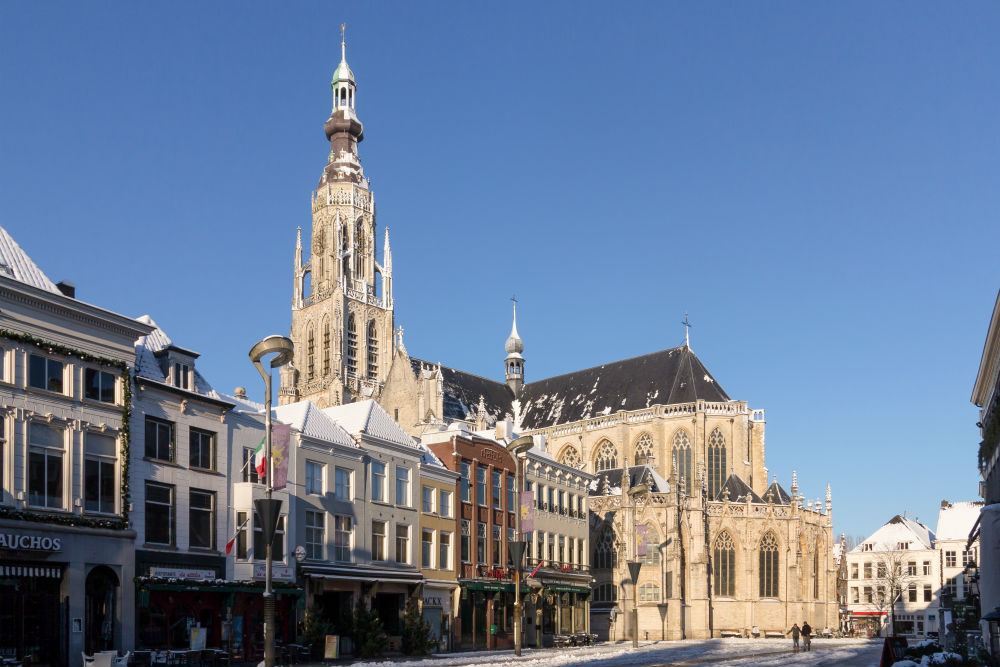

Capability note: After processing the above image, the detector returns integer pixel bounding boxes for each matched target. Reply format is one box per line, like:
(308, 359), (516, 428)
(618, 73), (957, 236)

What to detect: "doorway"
(85, 566), (119, 653)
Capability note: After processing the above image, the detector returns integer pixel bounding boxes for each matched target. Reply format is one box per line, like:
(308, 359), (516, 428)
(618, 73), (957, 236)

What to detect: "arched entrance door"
(86, 566), (119, 653)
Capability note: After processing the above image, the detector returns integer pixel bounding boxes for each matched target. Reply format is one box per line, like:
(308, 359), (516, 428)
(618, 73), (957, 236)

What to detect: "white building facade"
(0, 226), (153, 666)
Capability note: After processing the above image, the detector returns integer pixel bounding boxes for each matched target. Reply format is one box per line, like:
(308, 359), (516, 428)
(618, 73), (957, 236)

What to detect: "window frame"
(144, 416), (175, 462)
(83, 431), (117, 515)
(188, 488), (215, 550)
(145, 481), (175, 546)
(372, 520), (386, 561)
(28, 421), (65, 510)
(371, 461), (386, 502)
(334, 466), (351, 500)
(189, 427), (216, 471)
(305, 460), (324, 495)
(305, 509), (325, 560)
(395, 466), (410, 506)
(84, 368), (117, 403)
(333, 514), (353, 562)
(28, 353), (64, 393)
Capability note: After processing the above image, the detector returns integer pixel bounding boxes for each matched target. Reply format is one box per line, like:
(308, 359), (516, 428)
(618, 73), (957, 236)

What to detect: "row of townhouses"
(841, 501), (982, 641)
(0, 224), (593, 665)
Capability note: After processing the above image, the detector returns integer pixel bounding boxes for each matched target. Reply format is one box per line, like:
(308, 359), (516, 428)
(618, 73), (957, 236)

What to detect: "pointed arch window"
(813, 542), (820, 599)
(307, 327), (315, 380)
(634, 433), (654, 466)
(759, 532), (779, 598)
(322, 320), (331, 376)
(594, 526), (617, 570)
(366, 320), (378, 380)
(341, 228), (350, 280)
(672, 431), (692, 496)
(641, 525), (660, 565)
(353, 221), (364, 277)
(708, 428), (727, 500)
(594, 440), (618, 472)
(714, 531), (736, 597)
(346, 314), (357, 377)
(558, 446), (581, 469)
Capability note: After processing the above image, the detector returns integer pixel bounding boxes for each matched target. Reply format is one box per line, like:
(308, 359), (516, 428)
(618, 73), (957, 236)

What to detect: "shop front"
(457, 579), (530, 650)
(420, 583), (458, 652)
(0, 519), (136, 667)
(524, 579), (591, 647)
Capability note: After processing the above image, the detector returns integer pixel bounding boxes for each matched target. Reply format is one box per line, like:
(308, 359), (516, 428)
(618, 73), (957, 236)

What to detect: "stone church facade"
(280, 40), (837, 640)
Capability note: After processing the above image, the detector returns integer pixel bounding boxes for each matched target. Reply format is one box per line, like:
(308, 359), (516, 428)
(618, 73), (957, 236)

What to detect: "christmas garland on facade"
(0, 328), (131, 531)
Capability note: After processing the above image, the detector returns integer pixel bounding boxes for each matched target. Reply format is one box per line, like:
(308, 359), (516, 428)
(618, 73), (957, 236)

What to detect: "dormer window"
(861, 543), (873, 552)
(896, 542), (910, 550)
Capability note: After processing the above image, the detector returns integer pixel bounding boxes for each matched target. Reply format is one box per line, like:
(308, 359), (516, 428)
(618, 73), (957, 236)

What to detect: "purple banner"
(272, 423), (291, 491)
(636, 524), (648, 557)
(520, 491), (535, 532)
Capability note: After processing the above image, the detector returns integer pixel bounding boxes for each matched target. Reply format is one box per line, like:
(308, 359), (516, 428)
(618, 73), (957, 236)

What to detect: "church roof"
(763, 480), (792, 505)
(0, 225), (60, 294)
(410, 357), (512, 422)
(718, 474), (764, 504)
(519, 346), (730, 430)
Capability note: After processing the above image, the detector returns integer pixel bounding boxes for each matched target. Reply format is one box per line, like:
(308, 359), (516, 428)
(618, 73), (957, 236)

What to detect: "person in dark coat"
(801, 621), (813, 651)
(787, 623), (801, 651)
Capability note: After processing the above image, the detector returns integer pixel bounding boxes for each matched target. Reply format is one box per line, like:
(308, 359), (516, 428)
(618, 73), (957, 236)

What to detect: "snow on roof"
(852, 515), (935, 552)
(218, 391), (265, 414)
(935, 501), (984, 541)
(323, 399), (416, 448)
(274, 401), (356, 448)
(0, 226), (60, 294)
(419, 443), (445, 467)
(133, 315), (224, 400)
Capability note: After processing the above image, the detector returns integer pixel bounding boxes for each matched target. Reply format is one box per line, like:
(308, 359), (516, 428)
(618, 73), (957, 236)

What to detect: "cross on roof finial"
(510, 294), (518, 305)
(682, 312), (692, 348)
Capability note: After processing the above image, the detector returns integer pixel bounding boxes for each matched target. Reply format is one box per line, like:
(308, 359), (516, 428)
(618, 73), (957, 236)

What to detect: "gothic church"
(280, 39), (838, 640)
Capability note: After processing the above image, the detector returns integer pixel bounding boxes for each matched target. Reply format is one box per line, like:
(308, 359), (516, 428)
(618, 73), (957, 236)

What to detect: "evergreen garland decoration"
(0, 328), (131, 530)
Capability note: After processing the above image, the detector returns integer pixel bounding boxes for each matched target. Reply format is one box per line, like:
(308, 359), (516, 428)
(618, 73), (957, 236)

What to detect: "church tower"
(283, 33), (395, 407)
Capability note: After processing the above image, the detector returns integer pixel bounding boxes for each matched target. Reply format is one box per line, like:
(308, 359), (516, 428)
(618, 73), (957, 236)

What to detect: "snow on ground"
(350, 638), (881, 667)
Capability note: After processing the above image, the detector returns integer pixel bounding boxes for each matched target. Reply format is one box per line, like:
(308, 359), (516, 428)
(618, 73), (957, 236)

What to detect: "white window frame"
(305, 460), (324, 495)
(371, 461), (386, 502)
(28, 421), (65, 510)
(305, 509), (325, 560)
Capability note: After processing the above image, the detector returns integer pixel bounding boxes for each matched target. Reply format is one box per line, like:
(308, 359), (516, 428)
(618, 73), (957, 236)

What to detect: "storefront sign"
(253, 564), (294, 580)
(423, 596), (443, 607)
(0, 533), (61, 551)
(324, 635), (339, 659)
(149, 567), (215, 580)
(481, 448), (504, 463)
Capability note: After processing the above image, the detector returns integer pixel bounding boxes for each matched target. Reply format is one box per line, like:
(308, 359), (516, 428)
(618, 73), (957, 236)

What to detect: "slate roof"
(520, 347), (729, 430)
(133, 315), (223, 400)
(409, 357), (512, 422)
(763, 480), (792, 505)
(718, 474), (764, 503)
(409, 345), (731, 430)
(273, 401), (357, 448)
(935, 501), (983, 541)
(324, 399), (416, 449)
(0, 226), (60, 294)
(588, 465), (670, 496)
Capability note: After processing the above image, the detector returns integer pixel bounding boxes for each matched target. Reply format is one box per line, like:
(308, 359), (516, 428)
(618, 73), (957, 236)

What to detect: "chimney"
(56, 281), (76, 298)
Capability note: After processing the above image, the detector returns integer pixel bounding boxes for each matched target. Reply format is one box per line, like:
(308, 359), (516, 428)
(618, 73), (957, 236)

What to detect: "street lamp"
(249, 335), (294, 667)
(507, 435), (533, 657)
(627, 483), (648, 648)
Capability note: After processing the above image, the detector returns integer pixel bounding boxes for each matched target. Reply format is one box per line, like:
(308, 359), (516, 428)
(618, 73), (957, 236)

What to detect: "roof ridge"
(409, 356), (509, 387)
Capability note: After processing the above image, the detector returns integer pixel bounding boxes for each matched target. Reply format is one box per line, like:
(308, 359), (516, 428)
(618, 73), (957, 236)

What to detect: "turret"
(504, 301), (524, 398)
(293, 226), (304, 308)
(321, 29), (365, 187)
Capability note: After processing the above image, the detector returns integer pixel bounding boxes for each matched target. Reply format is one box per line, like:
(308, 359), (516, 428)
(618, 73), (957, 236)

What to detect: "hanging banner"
(520, 491), (535, 532)
(272, 423), (291, 490)
(636, 524), (648, 557)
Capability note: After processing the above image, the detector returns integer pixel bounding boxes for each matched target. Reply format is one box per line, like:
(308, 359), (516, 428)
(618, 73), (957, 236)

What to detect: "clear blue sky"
(2, 3), (997, 540)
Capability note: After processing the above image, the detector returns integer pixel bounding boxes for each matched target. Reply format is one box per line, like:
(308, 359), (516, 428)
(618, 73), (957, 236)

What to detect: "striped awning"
(0, 565), (62, 578)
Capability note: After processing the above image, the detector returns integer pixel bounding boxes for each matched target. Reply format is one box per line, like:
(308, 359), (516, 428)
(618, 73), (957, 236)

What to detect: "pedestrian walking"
(787, 623), (801, 652)
(801, 621), (812, 651)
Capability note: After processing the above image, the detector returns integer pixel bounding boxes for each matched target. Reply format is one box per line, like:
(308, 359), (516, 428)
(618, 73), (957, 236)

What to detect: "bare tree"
(863, 547), (918, 636)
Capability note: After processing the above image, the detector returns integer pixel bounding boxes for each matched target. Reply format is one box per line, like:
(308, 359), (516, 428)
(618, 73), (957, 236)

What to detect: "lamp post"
(507, 435), (533, 657)
(626, 483), (648, 648)
(249, 335), (294, 667)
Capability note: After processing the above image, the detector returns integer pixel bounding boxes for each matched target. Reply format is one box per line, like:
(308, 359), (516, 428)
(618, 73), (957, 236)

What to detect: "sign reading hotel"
(0, 533), (62, 551)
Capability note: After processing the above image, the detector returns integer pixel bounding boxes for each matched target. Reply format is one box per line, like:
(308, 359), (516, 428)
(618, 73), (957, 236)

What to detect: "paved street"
(344, 639), (882, 667)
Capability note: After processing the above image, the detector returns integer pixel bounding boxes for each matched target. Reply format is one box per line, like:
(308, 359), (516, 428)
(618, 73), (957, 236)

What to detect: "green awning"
(463, 581), (530, 593)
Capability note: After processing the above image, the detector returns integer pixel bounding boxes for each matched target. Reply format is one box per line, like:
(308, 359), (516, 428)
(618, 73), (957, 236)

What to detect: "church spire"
(504, 298), (524, 398)
(321, 24), (365, 187)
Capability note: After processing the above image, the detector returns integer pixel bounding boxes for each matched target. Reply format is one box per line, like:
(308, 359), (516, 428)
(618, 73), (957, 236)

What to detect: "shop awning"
(301, 564), (423, 583)
(463, 581), (530, 593)
(0, 565), (62, 578)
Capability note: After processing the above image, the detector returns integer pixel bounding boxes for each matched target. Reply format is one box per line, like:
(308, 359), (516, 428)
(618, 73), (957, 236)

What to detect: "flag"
(520, 491), (535, 532)
(225, 515), (251, 555)
(272, 424), (291, 491)
(529, 560), (544, 578)
(253, 440), (266, 479)
(637, 524), (648, 557)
